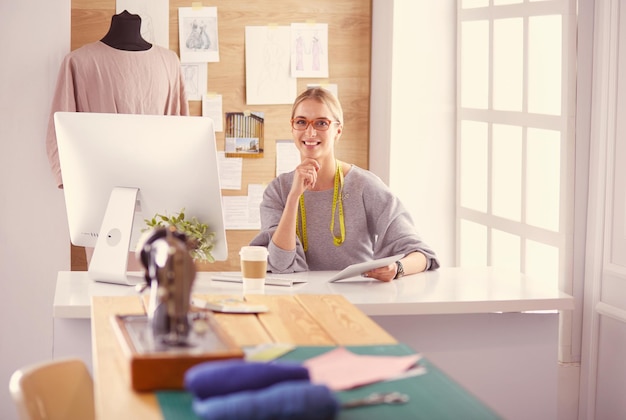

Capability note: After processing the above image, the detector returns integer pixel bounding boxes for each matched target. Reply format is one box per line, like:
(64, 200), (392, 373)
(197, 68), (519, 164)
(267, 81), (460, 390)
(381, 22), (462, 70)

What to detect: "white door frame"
(579, 0), (621, 417)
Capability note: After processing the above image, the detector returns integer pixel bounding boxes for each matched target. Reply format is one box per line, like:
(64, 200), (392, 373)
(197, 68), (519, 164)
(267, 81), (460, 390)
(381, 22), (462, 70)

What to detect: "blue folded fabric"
(192, 380), (339, 420)
(185, 360), (310, 399)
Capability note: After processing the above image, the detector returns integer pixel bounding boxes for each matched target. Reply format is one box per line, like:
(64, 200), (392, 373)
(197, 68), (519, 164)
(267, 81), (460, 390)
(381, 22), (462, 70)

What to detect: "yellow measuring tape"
(296, 161), (345, 251)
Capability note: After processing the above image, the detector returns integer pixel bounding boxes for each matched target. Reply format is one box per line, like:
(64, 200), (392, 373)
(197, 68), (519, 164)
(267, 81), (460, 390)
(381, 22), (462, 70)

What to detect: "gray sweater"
(250, 166), (440, 273)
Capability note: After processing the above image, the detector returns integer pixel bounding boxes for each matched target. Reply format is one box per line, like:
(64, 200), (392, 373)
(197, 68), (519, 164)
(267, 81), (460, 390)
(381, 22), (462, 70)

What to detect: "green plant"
(144, 209), (216, 263)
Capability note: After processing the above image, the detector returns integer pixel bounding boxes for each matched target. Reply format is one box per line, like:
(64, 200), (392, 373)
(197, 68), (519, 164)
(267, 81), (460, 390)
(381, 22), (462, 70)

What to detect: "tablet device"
(328, 254), (405, 282)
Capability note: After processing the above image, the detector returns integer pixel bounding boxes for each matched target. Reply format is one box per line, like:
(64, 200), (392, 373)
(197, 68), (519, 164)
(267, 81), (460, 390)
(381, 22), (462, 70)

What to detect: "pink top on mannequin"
(46, 10), (189, 188)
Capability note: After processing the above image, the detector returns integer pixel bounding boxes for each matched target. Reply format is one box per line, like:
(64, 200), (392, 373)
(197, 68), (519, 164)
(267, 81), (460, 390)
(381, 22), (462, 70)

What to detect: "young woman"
(250, 88), (439, 281)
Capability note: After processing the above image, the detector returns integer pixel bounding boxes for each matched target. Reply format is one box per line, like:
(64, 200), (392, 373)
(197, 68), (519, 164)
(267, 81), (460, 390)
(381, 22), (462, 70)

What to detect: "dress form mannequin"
(100, 10), (152, 51)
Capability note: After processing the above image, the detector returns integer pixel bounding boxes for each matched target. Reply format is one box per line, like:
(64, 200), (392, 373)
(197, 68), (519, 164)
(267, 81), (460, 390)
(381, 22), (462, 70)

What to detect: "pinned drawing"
(178, 7), (219, 63)
(181, 63), (207, 101)
(290, 23), (329, 78)
(245, 26), (296, 105)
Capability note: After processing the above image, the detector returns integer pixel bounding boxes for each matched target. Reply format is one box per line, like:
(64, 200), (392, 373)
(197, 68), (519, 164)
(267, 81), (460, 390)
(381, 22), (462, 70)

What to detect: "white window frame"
(456, 0), (578, 362)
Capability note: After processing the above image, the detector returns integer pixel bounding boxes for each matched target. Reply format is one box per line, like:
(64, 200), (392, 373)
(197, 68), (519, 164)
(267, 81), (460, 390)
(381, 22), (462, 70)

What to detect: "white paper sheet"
(276, 140), (300, 176)
(217, 152), (242, 190)
(245, 26), (297, 105)
(221, 184), (266, 230)
(202, 93), (223, 132)
(182, 63), (208, 101)
(246, 184), (266, 227)
(222, 197), (255, 230)
(179, 7), (220, 63)
(291, 23), (329, 78)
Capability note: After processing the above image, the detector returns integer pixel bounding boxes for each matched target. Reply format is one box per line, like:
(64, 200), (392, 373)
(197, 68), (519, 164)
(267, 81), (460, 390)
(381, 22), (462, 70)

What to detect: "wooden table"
(63, 268), (571, 419)
(91, 294), (397, 419)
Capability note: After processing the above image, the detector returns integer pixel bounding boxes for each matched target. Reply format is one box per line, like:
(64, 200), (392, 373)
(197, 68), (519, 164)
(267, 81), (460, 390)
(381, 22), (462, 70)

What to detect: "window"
(457, 0), (576, 314)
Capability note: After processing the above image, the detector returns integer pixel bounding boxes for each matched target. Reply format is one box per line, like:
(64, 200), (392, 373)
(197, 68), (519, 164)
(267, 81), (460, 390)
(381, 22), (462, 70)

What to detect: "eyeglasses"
(291, 117), (340, 131)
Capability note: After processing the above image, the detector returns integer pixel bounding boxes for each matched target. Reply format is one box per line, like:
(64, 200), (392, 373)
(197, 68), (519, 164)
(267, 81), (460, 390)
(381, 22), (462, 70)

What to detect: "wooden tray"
(111, 312), (244, 391)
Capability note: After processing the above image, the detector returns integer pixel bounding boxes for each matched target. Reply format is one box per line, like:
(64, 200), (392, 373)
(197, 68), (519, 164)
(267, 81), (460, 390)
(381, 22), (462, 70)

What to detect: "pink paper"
(303, 347), (421, 390)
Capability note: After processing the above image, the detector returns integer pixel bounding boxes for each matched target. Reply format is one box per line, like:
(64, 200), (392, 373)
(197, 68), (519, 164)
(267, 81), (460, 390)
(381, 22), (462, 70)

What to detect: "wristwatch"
(394, 260), (404, 279)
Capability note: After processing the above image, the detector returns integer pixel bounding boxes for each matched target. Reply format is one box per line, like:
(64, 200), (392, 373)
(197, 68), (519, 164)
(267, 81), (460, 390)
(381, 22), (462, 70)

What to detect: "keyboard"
(210, 272), (307, 287)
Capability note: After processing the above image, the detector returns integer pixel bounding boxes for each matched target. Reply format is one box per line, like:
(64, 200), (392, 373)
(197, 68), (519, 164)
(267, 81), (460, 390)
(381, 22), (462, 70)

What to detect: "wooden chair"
(9, 358), (95, 420)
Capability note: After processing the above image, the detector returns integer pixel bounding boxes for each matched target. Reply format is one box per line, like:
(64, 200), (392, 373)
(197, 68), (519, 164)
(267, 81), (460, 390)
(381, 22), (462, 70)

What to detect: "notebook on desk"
(210, 272), (307, 287)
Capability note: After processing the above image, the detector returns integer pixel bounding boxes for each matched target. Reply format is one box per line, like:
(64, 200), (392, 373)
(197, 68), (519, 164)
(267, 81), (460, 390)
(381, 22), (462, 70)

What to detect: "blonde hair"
(291, 87), (343, 125)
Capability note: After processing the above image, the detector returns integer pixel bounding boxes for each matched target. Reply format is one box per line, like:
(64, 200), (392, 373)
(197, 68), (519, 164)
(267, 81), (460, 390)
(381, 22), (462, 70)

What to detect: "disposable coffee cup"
(239, 246), (269, 294)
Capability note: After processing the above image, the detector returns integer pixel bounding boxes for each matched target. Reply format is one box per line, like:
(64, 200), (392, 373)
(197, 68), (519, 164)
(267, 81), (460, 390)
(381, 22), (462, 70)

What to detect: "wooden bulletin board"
(70, 0), (372, 271)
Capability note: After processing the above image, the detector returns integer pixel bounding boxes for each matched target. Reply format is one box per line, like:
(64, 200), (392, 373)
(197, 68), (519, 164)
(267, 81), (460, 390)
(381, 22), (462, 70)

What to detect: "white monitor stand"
(88, 187), (143, 286)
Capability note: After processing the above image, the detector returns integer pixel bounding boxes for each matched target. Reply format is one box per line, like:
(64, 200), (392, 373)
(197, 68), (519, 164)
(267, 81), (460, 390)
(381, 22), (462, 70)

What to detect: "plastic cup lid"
(239, 246), (269, 261)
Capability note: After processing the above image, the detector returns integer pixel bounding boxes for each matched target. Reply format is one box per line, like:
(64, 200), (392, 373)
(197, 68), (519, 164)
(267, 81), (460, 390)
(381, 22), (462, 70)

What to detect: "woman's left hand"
(361, 252), (428, 282)
(362, 263), (397, 283)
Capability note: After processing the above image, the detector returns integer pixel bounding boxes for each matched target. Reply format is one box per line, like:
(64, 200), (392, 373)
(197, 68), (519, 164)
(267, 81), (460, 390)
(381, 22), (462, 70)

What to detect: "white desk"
(54, 267), (573, 420)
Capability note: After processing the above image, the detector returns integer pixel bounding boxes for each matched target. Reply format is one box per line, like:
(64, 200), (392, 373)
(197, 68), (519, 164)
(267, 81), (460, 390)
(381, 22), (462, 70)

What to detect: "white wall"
(0, 1), (70, 418)
(369, 1), (393, 185)
(371, 0), (456, 266)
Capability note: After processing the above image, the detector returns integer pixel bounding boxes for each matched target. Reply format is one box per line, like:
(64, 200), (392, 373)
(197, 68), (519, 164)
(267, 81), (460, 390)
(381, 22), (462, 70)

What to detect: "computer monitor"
(54, 112), (228, 285)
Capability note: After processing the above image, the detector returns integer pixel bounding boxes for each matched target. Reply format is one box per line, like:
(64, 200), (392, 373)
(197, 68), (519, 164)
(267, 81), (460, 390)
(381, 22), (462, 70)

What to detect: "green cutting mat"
(156, 344), (503, 420)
